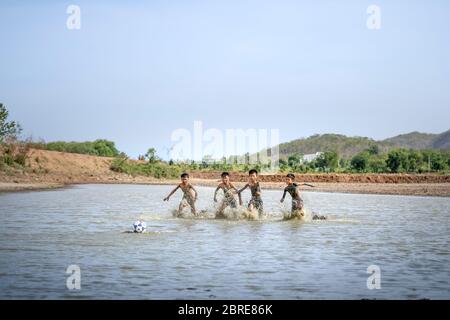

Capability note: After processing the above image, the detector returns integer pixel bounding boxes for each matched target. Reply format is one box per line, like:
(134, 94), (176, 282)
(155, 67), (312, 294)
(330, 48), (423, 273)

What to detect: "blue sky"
(1, 0), (449, 158)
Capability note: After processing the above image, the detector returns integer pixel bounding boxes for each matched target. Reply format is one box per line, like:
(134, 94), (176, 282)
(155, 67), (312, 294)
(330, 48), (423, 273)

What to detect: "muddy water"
(0, 184), (449, 299)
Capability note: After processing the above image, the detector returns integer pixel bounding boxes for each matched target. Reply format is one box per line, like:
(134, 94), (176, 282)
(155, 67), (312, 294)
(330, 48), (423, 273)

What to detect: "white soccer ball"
(133, 220), (146, 233)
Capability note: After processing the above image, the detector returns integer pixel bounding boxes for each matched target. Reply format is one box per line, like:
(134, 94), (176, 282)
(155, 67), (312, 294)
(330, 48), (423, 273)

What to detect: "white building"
(301, 152), (323, 163)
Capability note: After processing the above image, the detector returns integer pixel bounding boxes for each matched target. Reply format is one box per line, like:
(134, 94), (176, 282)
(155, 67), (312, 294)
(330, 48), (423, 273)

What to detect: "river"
(0, 184), (448, 299)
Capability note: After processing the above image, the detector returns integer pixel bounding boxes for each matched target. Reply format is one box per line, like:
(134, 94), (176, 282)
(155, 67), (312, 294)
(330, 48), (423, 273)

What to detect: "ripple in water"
(0, 184), (449, 299)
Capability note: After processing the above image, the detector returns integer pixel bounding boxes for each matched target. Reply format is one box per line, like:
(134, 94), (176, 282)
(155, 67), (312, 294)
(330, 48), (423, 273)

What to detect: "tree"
(0, 104), (21, 143)
(386, 149), (409, 173)
(407, 150), (423, 172)
(368, 155), (388, 173)
(315, 151), (339, 172)
(93, 139), (120, 157)
(201, 155), (213, 168)
(430, 151), (447, 171)
(287, 153), (302, 168)
(145, 148), (158, 163)
(278, 158), (288, 171)
(339, 158), (348, 169)
(367, 144), (380, 155)
(351, 152), (369, 172)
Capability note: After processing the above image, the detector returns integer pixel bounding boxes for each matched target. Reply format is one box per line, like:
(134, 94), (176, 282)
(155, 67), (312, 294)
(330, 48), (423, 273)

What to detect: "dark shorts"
(249, 197), (263, 215)
(224, 196), (237, 208)
(292, 199), (304, 212)
(182, 195), (195, 207)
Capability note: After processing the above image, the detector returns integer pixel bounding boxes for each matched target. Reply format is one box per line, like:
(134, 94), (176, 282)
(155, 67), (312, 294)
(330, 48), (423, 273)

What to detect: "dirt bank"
(0, 182), (64, 192)
(189, 171), (450, 184)
(1, 149), (449, 197)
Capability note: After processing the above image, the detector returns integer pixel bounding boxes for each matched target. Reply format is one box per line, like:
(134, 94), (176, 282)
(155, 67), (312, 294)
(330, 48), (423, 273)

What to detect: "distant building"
(302, 152), (323, 163)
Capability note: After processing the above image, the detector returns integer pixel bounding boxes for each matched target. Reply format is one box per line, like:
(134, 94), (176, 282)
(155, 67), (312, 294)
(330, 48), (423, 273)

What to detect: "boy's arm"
(213, 185), (221, 202)
(302, 183), (315, 188)
(237, 184), (249, 194)
(163, 185), (179, 201)
(295, 187), (302, 199)
(190, 185), (198, 201)
(230, 183), (239, 193)
(238, 188), (243, 206)
(255, 183), (261, 197)
(280, 189), (287, 202)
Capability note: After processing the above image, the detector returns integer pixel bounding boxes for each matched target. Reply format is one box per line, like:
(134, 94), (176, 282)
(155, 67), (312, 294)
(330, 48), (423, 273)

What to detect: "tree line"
(278, 145), (449, 173)
(2, 103), (449, 174)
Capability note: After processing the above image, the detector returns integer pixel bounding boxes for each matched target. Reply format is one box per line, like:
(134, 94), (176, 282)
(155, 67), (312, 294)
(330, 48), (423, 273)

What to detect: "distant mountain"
(382, 132), (437, 149)
(430, 130), (450, 149)
(277, 130), (450, 159)
(278, 134), (388, 159)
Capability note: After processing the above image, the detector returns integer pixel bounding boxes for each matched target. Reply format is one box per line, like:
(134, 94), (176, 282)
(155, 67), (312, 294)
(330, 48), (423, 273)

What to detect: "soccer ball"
(133, 220), (146, 233)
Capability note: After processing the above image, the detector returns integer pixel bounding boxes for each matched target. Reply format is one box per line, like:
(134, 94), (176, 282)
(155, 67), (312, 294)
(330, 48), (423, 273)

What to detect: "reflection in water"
(0, 184), (449, 299)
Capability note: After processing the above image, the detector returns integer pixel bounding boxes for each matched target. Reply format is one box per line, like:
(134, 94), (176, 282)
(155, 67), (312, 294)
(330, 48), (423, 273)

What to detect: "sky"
(1, 0), (449, 159)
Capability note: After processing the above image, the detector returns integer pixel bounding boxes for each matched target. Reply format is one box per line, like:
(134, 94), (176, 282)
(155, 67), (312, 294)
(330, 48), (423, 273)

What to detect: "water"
(0, 184), (449, 299)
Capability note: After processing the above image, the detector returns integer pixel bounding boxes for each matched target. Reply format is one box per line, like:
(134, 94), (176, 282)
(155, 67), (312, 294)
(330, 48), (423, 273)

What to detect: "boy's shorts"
(292, 199), (304, 212)
(224, 197), (238, 208)
(182, 195), (195, 207)
(249, 197), (264, 215)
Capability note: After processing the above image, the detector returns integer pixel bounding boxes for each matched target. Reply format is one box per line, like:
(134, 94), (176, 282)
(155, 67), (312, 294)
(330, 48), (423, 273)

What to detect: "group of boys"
(163, 170), (321, 219)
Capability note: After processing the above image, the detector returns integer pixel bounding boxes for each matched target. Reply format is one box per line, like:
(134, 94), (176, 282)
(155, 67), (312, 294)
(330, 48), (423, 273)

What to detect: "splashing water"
(125, 186), (331, 226)
(1, 184), (448, 299)
(164, 198), (324, 223)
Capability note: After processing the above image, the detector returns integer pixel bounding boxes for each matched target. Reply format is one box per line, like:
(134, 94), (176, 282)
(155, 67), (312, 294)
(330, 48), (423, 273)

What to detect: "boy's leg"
(178, 200), (187, 216)
(292, 200), (303, 218)
(257, 201), (264, 217)
(216, 202), (227, 218)
(230, 199), (239, 219)
(188, 199), (197, 215)
(248, 200), (254, 212)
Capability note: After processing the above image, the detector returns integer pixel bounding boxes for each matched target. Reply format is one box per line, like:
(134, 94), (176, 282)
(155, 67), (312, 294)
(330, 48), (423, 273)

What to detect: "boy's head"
(180, 173), (189, 183)
(248, 169), (258, 182)
(221, 172), (230, 183)
(285, 173), (295, 184)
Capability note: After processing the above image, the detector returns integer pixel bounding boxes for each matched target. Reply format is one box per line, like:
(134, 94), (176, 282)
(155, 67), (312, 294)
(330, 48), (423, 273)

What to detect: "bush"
(0, 104), (22, 143)
(315, 151), (339, 172)
(45, 139), (120, 157)
(110, 156), (182, 179)
(386, 149), (409, 173)
(0, 140), (30, 168)
(351, 152), (369, 172)
(407, 150), (423, 172)
(430, 152), (447, 171)
(368, 155), (388, 173)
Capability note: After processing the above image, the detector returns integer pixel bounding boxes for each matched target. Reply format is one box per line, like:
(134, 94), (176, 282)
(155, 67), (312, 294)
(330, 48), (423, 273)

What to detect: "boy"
(280, 173), (320, 219)
(213, 172), (239, 218)
(238, 169), (263, 217)
(163, 173), (198, 216)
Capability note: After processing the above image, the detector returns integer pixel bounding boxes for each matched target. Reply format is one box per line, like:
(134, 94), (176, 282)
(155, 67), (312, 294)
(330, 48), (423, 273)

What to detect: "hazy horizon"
(1, 0), (449, 158)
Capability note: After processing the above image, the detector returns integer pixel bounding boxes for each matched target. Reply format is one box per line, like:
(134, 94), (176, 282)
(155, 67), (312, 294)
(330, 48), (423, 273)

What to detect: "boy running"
(238, 169), (263, 217)
(163, 173), (198, 216)
(280, 173), (314, 218)
(214, 172), (239, 218)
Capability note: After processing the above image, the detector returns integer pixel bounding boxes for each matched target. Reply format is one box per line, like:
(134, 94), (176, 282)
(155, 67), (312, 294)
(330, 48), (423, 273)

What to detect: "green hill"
(382, 132), (437, 149)
(278, 134), (386, 159)
(277, 130), (450, 159)
(430, 130), (450, 149)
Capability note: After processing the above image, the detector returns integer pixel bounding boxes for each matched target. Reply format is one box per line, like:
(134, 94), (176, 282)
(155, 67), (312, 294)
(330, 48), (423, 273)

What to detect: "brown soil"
(189, 171), (450, 184)
(1, 149), (449, 197)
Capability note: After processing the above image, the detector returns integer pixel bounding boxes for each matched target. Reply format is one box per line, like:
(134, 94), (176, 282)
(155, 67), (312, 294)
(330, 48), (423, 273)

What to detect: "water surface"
(0, 184), (449, 299)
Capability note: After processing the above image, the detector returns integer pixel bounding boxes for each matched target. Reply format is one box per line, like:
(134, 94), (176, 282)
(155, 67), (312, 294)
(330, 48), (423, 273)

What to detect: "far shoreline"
(1, 179), (449, 198)
(2, 148), (449, 197)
